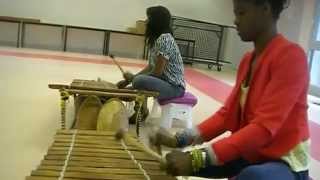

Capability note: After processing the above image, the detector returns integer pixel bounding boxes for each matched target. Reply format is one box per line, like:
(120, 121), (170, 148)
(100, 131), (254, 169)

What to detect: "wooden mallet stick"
(115, 129), (167, 169)
(110, 54), (125, 75)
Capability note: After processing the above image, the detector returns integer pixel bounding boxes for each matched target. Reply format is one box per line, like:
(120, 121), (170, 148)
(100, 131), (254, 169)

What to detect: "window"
(309, 0), (320, 97)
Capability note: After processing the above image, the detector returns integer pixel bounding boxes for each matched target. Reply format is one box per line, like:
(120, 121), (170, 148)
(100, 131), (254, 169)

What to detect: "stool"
(149, 92), (197, 129)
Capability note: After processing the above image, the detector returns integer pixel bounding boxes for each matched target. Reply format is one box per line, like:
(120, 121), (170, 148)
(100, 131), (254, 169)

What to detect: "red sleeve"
(211, 45), (309, 164)
(196, 53), (251, 141)
(196, 105), (229, 141)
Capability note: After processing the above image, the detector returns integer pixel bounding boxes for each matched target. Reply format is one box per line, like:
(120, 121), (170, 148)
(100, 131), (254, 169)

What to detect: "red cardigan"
(197, 35), (310, 164)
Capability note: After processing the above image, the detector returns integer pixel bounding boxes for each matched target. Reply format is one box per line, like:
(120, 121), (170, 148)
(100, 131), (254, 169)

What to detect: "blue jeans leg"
(132, 74), (184, 100)
(236, 162), (302, 180)
(194, 159), (309, 180)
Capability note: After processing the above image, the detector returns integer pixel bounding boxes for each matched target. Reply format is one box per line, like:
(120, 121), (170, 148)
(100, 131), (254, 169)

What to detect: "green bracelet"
(190, 149), (206, 173)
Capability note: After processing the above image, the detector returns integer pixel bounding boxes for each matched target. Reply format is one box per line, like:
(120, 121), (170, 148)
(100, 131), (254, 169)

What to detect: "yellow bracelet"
(191, 149), (205, 173)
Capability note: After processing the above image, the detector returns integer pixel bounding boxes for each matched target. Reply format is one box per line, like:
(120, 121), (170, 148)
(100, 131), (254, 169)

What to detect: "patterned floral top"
(149, 33), (185, 88)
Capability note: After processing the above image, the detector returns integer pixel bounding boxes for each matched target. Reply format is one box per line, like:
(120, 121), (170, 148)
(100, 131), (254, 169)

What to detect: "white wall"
(224, 0), (317, 69)
(278, 0), (317, 51)
(0, 0), (316, 68)
(298, 0), (317, 51)
(0, 0), (145, 30)
(143, 0), (234, 26)
(278, 0), (304, 43)
(0, 0), (234, 31)
(223, 28), (253, 69)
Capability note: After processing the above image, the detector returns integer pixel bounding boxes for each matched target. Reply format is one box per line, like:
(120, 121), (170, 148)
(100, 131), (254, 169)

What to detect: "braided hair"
(145, 6), (173, 48)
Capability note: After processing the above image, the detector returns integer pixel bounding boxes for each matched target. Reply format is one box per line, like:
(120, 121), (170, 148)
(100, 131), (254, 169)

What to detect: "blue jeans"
(132, 74), (185, 100)
(194, 159), (309, 180)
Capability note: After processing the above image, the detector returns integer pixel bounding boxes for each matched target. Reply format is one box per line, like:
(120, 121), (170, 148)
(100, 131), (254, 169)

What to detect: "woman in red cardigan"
(152, 0), (310, 179)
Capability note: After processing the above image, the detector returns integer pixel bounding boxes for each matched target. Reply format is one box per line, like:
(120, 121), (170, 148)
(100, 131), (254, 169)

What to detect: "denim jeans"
(194, 159), (309, 180)
(132, 74), (185, 100)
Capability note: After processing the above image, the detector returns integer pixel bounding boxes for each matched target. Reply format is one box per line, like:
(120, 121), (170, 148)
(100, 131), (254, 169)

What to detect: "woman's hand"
(123, 71), (135, 82)
(166, 150), (193, 176)
(149, 127), (177, 148)
(152, 55), (167, 77)
(116, 79), (130, 89)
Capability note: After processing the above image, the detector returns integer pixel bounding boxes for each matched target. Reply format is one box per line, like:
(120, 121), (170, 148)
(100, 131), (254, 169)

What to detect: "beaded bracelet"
(190, 149), (206, 173)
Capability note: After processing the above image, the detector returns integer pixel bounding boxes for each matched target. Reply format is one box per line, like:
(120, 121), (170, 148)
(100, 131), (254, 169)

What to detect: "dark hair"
(249, 0), (290, 19)
(146, 6), (173, 48)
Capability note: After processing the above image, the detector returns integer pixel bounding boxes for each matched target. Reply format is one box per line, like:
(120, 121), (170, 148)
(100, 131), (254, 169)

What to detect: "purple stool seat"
(158, 92), (198, 107)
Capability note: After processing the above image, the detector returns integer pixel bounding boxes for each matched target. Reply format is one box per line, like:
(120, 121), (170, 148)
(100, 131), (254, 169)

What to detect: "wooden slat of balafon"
(44, 155), (159, 166)
(39, 160), (135, 169)
(31, 170), (146, 180)
(48, 146), (130, 155)
(53, 138), (120, 145)
(53, 137), (137, 147)
(36, 165), (166, 176)
(50, 140), (146, 151)
(27, 175), (177, 180)
(57, 130), (116, 136)
(40, 160), (162, 170)
(55, 130), (138, 143)
(51, 142), (141, 151)
(29, 171), (176, 180)
(53, 135), (138, 145)
(50, 143), (141, 153)
(26, 176), (83, 180)
(54, 134), (115, 141)
(48, 84), (159, 97)
(53, 137), (138, 147)
(49, 146), (128, 154)
(37, 165), (142, 175)
(67, 166), (166, 176)
(47, 150), (156, 161)
(47, 150), (127, 157)
(46, 150), (155, 161)
(67, 89), (138, 99)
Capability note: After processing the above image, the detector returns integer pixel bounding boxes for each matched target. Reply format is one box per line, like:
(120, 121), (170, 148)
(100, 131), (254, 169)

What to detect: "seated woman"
(152, 0), (310, 179)
(117, 6), (186, 123)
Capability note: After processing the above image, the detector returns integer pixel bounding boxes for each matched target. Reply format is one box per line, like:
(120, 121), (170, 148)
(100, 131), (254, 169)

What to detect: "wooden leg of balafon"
(59, 89), (70, 130)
